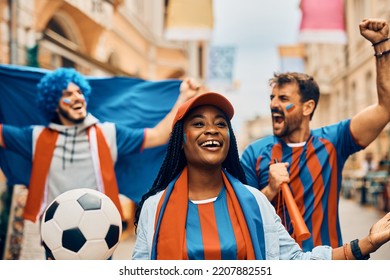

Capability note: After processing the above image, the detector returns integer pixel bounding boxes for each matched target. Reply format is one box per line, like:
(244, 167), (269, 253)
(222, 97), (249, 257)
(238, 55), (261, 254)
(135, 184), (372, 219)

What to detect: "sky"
(209, 0), (302, 133)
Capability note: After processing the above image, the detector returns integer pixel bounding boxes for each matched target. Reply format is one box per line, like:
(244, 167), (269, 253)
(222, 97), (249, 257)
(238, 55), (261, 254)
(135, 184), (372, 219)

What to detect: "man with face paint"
(240, 18), (390, 255)
(0, 68), (200, 225)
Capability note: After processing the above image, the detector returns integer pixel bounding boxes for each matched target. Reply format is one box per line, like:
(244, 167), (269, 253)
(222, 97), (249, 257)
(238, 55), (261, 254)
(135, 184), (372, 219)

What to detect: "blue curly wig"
(36, 68), (92, 122)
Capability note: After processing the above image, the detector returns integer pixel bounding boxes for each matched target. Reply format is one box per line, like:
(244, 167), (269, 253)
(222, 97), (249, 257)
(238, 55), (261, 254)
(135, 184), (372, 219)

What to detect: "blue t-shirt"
(1, 123), (144, 161)
(1, 118), (144, 204)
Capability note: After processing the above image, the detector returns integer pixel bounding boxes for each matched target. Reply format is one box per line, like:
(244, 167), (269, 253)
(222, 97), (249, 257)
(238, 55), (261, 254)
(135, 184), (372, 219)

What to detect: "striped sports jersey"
(186, 188), (247, 260)
(240, 119), (362, 251)
(150, 168), (266, 260)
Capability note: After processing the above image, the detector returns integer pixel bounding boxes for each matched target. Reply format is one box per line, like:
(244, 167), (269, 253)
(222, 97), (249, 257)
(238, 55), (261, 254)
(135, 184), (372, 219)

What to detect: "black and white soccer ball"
(40, 188), (122, 260)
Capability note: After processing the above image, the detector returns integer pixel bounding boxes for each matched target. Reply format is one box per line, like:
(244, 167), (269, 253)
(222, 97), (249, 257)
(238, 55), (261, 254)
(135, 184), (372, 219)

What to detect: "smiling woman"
(132, 91), (390, 260)
(132, 92), (258, 260)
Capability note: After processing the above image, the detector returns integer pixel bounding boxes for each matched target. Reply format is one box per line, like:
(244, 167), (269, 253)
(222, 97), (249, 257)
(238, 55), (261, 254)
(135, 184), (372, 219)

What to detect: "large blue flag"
(0, 64), (181, 203)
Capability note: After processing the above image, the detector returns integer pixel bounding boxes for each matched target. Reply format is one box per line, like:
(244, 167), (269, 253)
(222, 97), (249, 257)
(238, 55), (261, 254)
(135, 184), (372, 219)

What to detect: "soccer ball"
(40, 188), (122, 260)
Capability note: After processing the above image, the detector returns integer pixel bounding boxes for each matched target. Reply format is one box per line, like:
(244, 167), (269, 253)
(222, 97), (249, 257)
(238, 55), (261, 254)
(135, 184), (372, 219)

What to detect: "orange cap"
(172, 92), (234, 128)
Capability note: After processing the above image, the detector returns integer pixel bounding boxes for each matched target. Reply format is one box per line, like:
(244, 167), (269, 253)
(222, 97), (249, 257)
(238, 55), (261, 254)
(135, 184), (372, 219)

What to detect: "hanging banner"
(206, 45), (236, 90)
(165, 0), (214, 41)
(278, 44), (305, 72)
(299, 0), (347, 44)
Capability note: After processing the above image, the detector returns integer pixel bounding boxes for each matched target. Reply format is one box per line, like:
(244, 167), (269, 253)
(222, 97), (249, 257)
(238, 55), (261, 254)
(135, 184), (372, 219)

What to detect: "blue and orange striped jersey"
(186, 188), (247, 260)
(240, 119), (362, 251)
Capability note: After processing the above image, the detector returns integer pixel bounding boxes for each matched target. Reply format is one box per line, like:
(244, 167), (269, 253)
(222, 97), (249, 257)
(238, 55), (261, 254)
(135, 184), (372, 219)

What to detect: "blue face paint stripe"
(286, 103), (295, 112)
(62, 98), (71, 104)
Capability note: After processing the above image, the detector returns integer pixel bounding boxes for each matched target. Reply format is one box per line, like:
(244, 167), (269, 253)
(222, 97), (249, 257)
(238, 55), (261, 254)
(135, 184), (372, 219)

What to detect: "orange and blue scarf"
(23, 125), (123, 222)
(151, 167), (266, 260)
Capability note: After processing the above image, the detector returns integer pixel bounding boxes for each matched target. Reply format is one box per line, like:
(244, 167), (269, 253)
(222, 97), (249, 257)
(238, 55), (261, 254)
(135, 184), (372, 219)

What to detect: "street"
(339, 196), (390, 260)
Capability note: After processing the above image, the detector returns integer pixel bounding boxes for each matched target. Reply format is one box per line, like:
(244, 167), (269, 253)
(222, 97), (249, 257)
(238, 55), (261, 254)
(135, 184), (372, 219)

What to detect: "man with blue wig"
(0, 68), (200, 224)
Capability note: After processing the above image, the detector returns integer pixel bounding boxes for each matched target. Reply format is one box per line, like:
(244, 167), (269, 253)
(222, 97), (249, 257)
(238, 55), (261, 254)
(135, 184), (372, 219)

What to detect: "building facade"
(0, 0), (210, 80)
(310, 0), (390, 170)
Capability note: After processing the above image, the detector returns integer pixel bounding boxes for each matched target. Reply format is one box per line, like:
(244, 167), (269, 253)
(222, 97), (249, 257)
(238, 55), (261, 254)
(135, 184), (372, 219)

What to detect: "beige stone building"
(307, 0), (390, 170)
(0, 0), (212, 80)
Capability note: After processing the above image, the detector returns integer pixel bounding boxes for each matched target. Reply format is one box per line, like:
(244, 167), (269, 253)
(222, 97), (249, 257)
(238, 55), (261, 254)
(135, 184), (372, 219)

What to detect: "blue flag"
(0, 64), (181, 203)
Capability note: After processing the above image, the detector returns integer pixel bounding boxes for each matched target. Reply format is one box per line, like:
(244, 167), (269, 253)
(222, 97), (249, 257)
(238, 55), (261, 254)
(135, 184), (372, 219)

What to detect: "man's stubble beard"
(57, 106), (86, 124)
